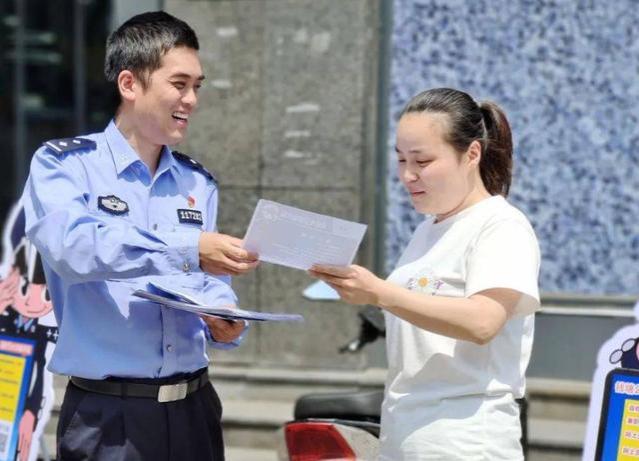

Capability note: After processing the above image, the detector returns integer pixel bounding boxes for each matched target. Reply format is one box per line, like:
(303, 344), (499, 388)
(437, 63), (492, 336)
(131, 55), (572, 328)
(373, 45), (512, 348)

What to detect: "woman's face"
(395, 112), (477, 220)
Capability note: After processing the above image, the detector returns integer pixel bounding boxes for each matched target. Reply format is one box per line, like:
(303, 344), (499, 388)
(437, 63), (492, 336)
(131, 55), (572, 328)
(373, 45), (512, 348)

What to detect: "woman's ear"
(117, 70), (137, 103)
(466, 140), (482, 167)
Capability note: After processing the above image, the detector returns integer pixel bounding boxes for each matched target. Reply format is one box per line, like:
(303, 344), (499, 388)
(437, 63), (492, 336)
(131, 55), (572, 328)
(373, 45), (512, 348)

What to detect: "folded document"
(243, 199), (367, 270)
(133, 282), (304, 323)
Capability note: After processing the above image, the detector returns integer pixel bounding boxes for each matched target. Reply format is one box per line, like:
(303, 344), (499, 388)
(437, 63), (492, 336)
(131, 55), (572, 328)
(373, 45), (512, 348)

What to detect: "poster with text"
(0, 203), (58, 461)
(584, 301), (639, 460)
(0, 336), (35, 461)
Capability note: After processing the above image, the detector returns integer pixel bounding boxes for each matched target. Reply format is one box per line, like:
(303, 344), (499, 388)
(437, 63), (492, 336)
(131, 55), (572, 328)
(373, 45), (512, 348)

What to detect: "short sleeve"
(465, 219), (541, 315)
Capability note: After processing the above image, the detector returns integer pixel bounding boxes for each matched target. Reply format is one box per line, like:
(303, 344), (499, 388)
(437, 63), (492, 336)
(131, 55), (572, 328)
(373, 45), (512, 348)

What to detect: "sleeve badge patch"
(98, 195), (129, 215)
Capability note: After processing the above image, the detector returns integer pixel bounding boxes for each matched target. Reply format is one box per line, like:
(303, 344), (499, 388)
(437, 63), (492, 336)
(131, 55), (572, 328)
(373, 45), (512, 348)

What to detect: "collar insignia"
(98, 195), (129, 215)
(173, 151), (217, 184)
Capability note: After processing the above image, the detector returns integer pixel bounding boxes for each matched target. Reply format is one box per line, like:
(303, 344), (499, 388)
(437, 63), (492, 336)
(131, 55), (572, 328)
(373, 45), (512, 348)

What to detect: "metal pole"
(373, 0), (393, 276)
(73, 0), (87, 134)
(13, 0), (26, 194)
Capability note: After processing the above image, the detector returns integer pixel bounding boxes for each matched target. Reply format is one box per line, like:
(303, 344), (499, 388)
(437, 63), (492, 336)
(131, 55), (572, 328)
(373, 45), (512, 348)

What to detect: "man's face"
(132, 46), (204, 147)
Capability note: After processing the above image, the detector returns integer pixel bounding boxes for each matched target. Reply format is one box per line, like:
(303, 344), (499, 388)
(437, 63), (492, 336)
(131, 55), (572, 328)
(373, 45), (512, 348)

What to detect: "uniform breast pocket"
(153, 220), (204, 234)
(152, 204), (205, 231)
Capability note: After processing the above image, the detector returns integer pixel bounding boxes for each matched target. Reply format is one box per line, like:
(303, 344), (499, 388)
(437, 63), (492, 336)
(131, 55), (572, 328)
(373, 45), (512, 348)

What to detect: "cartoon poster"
(584, 301), (639, 460)
(0, 203), (57, 461)
(595, 369), (639, 459)
(0, 336), (35, 461)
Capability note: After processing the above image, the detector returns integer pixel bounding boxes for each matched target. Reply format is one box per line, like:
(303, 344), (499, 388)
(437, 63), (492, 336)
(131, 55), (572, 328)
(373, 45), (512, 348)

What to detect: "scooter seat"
(294, 390), (383, 421)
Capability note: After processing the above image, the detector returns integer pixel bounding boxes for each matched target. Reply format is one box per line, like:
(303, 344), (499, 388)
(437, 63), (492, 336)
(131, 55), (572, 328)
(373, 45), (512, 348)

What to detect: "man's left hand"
(201, 316), (246, 343)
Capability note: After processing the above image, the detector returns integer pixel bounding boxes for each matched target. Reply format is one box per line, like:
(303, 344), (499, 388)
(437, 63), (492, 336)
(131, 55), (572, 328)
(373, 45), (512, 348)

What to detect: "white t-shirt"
(380, 195), (540, 460)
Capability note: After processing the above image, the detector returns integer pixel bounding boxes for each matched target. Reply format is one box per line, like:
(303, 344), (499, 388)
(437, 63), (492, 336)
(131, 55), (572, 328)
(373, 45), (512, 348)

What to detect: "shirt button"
(166, 345), (173, 352)
(182, 262), (190, 272)
(152, 223), (158, 230)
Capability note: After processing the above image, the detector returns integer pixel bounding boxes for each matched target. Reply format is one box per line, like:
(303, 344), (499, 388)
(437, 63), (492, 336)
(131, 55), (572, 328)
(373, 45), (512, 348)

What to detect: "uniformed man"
(20, 11), (259, 461)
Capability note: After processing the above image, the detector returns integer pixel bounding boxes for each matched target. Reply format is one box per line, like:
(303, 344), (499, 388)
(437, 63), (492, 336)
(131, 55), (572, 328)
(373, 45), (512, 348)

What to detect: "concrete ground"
(227, 447), (278, 461)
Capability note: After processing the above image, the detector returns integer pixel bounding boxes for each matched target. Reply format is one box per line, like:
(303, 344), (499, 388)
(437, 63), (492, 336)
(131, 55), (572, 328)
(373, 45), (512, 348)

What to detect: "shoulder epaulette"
(173, 151), (217, 184)
(43, 137), (96, 155)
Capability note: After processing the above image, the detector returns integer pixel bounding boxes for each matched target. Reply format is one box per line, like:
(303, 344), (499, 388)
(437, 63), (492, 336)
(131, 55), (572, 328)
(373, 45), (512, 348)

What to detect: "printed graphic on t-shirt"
(406, 267), (443, 295)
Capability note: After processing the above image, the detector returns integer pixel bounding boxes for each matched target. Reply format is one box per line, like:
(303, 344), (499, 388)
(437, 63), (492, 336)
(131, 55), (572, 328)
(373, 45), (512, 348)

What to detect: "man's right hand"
(198, 232), (259, 276)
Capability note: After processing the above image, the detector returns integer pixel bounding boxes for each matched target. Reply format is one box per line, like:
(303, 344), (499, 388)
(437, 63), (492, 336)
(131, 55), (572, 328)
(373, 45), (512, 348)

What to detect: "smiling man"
(20, 11), (258, 461)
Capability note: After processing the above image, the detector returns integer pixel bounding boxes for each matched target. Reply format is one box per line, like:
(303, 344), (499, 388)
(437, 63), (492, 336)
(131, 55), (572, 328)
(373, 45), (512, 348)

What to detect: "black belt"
(70, 372), (209, 403)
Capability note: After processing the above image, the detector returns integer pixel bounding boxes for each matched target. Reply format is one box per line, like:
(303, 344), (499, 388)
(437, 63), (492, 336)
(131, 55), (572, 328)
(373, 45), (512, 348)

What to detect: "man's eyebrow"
(170, 72), (205, 81)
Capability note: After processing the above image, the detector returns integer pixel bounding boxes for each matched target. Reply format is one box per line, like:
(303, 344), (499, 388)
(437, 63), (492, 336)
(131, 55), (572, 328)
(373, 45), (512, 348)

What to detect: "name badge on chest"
(177, 209), (204, 226)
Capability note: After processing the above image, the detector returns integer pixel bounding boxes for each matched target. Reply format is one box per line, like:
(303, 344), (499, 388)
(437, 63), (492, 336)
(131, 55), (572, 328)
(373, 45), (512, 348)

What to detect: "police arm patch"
(98, 195), (129, 215)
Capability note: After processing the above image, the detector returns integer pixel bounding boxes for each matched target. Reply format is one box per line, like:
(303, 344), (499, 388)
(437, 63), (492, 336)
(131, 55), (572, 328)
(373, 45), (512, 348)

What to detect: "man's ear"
(117, 70), (137, 102)
(466, 140), (482, 166)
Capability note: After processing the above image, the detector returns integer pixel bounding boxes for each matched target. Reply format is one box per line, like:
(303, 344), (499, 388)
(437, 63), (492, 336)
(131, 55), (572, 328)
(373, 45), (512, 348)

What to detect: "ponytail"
(401, 88), (514, 197)
(479, 102), (513, 197)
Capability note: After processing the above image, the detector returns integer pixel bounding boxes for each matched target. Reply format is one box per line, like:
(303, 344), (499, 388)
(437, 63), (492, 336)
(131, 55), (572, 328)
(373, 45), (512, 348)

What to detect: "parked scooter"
(278, 306), (529, 461)
(277, 306), (385, 461)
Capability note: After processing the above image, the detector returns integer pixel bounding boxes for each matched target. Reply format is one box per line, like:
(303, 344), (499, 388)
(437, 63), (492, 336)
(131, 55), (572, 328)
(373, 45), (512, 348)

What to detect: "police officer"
(20, 11), (259, 461)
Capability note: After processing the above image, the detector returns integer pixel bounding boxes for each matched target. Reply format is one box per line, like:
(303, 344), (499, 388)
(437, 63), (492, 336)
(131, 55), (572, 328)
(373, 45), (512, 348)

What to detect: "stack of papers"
(134, 283), (303, 323)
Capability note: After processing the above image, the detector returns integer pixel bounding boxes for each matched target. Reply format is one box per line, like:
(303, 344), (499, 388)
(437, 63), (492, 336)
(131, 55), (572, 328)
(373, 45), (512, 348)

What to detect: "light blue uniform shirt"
(21, 121), (243, 379)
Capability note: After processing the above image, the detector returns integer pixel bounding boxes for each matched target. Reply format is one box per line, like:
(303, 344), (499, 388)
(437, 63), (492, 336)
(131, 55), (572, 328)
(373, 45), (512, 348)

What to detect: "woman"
(310, 88), (540, 460)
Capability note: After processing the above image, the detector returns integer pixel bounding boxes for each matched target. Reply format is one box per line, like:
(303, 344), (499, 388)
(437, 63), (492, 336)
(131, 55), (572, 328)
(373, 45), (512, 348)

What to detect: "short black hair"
(104, 11), (199, 88)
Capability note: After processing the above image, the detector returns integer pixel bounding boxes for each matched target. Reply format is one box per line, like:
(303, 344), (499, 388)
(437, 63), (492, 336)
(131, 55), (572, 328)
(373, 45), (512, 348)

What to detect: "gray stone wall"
(165, 0), (382, 369)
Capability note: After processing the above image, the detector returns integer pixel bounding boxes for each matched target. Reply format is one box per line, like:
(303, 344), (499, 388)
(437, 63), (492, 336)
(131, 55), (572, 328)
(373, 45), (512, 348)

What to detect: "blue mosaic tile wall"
(386, 0), (639, 295)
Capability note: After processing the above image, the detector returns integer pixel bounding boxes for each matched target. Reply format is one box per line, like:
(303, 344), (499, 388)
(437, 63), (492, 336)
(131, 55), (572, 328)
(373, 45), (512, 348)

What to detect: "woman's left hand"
(308, 264), (384, 305)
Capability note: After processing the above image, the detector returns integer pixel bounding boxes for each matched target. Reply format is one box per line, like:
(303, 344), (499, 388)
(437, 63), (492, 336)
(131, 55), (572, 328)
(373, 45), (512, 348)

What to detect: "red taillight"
(284, 422), (356, 461)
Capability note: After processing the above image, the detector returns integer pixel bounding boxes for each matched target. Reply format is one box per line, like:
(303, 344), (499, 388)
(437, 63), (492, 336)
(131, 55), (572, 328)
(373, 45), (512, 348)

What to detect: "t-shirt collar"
(432, 195), (503, 227)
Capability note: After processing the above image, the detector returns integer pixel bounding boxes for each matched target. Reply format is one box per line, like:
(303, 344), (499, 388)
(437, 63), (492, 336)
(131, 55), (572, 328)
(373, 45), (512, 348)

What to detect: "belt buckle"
(157, 382), (188, 403)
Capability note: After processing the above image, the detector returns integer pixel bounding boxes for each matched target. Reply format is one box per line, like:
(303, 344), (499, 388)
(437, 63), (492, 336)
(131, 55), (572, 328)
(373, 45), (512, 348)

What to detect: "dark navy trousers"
(57, 379), (225, 461)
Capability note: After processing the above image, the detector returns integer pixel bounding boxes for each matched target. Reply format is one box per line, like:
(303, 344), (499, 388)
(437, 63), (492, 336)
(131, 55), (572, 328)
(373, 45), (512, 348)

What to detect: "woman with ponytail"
(310, 88), (540, 460)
